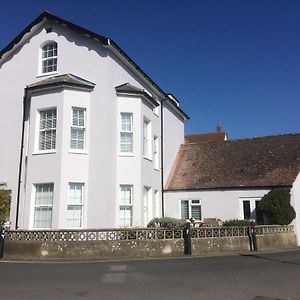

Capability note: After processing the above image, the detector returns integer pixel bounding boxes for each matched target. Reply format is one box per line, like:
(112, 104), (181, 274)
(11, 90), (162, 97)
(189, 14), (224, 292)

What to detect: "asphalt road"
(1, 250), (300, 300)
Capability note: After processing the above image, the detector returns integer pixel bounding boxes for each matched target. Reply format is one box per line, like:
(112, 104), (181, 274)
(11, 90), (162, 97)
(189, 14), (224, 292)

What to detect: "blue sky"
(1, 0), (299, 139)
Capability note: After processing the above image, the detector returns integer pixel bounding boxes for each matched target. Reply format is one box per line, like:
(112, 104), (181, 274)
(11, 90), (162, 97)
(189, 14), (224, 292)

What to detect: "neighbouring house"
(0, 11), (189, 230)
(164, 133), (300, 245)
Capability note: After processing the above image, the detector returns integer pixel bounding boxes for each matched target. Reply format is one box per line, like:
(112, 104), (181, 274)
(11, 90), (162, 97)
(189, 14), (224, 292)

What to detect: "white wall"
(164, 189), (270, 221)
(0, 19), (184, 229)
(163, 104), (185, 181)
(291, 174), (300, 245)
(117, 95), (162, 227)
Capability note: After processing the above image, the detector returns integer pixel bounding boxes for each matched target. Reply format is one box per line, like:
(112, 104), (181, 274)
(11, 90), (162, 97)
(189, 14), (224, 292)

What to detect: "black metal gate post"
(247, 223), (257, 252)
(252, 226), (257, 252)
(0, 225), (5, 259)
(184, 221), (192, 255)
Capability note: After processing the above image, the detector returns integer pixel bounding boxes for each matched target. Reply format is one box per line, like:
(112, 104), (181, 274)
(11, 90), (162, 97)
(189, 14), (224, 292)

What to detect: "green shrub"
(259, 188), (296, 225)
(147, 217), (185, 229)
(223, 219), (253, 227)
(0, 188), (11, 225)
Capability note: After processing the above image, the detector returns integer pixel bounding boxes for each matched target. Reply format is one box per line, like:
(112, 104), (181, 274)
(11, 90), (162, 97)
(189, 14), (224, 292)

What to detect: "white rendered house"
(0, 12), (189, 230)
(165, 133), (300, 245)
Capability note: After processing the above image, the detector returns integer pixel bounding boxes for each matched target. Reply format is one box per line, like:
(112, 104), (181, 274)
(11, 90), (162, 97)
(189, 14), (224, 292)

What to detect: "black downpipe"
(160, 99), (165, 217)
(15, 89), (28, 229)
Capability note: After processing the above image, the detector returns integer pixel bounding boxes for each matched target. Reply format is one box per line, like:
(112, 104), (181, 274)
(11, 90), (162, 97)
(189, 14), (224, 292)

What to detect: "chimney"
(216, 123), (222, 132)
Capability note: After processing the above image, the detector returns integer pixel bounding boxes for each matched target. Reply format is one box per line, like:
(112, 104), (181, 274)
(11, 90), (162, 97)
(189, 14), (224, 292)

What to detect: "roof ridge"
(231, 132), (300, 142)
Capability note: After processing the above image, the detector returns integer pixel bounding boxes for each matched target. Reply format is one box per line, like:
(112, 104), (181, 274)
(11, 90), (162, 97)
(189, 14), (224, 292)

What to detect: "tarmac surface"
(1, 249), (300, 300)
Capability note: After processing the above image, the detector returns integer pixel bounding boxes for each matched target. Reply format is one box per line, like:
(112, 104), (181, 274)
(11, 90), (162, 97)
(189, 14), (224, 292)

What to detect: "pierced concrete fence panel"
(3, 225), (296, 260)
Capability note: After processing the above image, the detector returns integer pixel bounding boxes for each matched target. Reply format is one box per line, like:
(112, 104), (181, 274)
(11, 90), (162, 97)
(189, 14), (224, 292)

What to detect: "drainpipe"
(160, 99), (166, 217)
(15, 88), (28, 229)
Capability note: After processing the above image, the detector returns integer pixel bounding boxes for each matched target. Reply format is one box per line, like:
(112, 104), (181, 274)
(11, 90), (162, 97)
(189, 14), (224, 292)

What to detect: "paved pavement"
(1, 250), (300, 300)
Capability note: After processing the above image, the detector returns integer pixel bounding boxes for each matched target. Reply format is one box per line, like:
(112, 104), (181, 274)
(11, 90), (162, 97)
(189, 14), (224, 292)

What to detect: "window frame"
(40, 41), (58, 75)
(239, 197), (261, 221)
(67, 183), (84, 229)
(36, 108), (57, 153)
(143, 118), (152, 160)
(153, 135), (159, 170)
(119, 185), (133, 227)
(180, 199), (202, 221)
(120, 113), (133, 155)
(32, 183), (54, 229)
(143, 186), (152, 226)
(70, 107), (86, 152)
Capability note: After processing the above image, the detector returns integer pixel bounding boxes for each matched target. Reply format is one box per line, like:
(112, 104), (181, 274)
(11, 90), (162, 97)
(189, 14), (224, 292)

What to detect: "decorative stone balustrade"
(5, 225), (293, 242)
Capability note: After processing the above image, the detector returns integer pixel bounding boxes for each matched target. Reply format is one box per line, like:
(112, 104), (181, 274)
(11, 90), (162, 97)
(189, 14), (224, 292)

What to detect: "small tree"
(0, 188), (11, 225)
(259, 188), (295, 225)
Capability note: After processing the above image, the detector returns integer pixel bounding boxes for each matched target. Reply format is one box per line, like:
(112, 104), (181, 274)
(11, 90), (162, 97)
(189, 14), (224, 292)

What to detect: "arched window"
(41, 41), (57, 74)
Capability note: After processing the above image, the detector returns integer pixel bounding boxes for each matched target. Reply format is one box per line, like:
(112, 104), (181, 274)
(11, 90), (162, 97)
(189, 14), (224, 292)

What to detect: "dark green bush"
(258, 188), (296, 225)
(223, 219), (253, 227)
(147, 217), (185, 229)
(0, 188), (11, 225)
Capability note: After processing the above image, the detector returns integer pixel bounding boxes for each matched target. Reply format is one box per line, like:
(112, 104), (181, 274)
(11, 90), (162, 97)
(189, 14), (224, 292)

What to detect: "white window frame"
(154, 190), (160, 218)
(67, 183), (84, 228)
(119, 185), (133, 227)
(153, 135), (159, 170)
(37, 108), (57, 153)
(180, 199), (202, 221)
(70, 107), (86, 152)
(143, 118), (152, 159)
(239, 197), (261, 220)
(120, 113), (133, 154)
(143, 186), (153, 226)
(40, 41), (58, 75)
(33, 183), (54, 229)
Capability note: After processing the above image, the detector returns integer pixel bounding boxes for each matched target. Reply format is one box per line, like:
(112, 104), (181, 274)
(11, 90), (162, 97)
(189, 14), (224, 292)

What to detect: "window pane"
(181, 200), (189, 220)
(243, 201), (251, 219)
(33, 184), (54, 228)
(34, 207), (52, 228)
(121, 114), (132, 131)
(35, 184), (54, 205)
(119, 207), (132, 227)
(39, 109), (56, 151)
(72, 109), (85, 126)
(67, 205), (82, 228)
(120, 185), (132, 205)
(42, 42), (57, 73)
(120, 132), (133, 152)
(70, 128), (85, 149)
(191, 205), (201, 220)
(69, 183), (83, 204)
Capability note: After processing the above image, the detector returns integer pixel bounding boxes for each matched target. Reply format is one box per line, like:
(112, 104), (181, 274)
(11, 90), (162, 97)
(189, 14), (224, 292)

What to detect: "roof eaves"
(0, 11), (109, 60)
(116, 89), (158, 108)
(164, 184), (293, 192)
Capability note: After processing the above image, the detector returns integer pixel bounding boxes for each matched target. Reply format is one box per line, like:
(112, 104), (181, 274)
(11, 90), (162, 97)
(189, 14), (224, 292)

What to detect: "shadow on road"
(240, 253), (300, 267)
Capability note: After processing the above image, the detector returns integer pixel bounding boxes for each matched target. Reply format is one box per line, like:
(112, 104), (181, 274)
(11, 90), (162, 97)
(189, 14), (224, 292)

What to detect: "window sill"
(69, 150), (88, 155)
(36, 71), (58, 78)
(119, 153), (135, 157)
(32, 150), (56, 155)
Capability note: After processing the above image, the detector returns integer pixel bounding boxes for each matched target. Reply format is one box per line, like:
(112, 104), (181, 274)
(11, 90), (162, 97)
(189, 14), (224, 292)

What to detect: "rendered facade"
(0, 12), (188, 230)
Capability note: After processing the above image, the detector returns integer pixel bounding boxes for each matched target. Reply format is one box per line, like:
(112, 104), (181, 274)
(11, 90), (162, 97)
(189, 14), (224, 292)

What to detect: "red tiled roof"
(166, 133), (300, 190)
(185, 132), (227, 143)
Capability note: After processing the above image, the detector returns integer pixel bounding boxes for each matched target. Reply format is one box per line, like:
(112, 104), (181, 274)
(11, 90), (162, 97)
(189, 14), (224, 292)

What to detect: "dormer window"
(41, 41), (57, 74)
